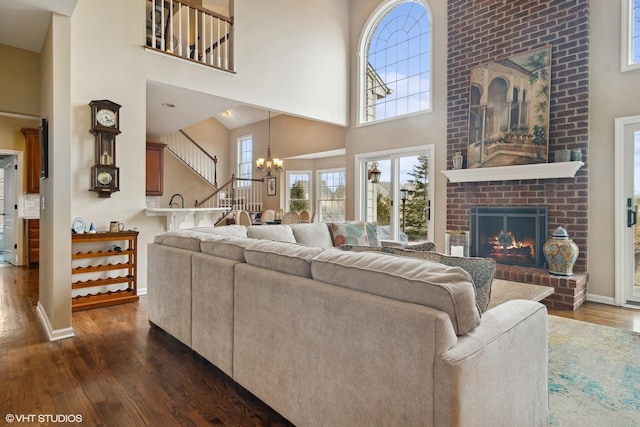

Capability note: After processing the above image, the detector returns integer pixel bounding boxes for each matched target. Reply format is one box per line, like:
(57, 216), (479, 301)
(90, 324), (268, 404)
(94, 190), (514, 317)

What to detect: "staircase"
(161, 130), (264, 222)
(161, 130), (218, 188)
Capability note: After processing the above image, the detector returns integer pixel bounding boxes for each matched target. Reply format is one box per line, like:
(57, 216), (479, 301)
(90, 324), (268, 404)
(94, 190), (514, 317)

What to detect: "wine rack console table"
(71, 230), (139, 312)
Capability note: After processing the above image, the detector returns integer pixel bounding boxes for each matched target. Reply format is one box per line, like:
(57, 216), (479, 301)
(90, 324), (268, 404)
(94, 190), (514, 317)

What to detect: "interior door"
(2, 156), (17, 264)
(615, 116), (640, 306)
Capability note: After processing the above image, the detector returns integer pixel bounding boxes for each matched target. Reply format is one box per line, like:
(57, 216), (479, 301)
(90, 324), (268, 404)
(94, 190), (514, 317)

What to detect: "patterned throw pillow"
(327, 222), (370, 247)
(363, 221), (382, 247)
(381, 247), (496, 313)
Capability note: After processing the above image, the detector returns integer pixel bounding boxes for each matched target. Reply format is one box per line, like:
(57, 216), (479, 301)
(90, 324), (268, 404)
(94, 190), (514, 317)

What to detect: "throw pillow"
(327, 222), (370, 247)
(382, 247), (496, 313)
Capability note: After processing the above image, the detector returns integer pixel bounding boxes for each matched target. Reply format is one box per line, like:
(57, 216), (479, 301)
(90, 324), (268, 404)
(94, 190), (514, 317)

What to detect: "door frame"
(355, 145), (435, 242)
(614, 115), (640, 307)
(0, 150), (25, 266)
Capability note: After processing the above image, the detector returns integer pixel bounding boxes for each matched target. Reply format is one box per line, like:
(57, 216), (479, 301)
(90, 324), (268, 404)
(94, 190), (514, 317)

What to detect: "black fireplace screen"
(470, 207), (548, 268)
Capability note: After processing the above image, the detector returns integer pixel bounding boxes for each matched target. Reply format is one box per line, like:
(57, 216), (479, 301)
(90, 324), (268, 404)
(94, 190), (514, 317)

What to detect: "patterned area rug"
(546, 315), (640, 426)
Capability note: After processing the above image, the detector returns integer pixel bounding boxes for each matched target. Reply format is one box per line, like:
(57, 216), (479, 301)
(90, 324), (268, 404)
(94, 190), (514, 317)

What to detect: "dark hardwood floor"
(0, 264), (293, 426)
(2, 264), (640, 426)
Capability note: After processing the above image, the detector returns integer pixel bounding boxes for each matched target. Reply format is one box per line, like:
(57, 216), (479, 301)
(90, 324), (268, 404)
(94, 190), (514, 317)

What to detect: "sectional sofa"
(147, 222), (548, 426)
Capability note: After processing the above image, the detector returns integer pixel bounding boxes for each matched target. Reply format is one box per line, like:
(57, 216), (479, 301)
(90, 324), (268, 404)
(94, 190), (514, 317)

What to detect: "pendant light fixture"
(256, 111), (283, 176)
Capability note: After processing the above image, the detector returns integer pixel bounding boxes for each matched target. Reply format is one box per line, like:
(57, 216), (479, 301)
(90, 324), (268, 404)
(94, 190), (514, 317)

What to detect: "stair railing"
(196, 175), (264, 212)
(161, 130), (218, 188)
(146, 0), (234, 72)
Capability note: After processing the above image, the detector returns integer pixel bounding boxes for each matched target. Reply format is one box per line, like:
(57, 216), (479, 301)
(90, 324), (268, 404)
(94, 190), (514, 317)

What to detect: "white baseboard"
(36, 301), (75, 341)
(586, 293), (616, 305)
(137, 287), (147, 296)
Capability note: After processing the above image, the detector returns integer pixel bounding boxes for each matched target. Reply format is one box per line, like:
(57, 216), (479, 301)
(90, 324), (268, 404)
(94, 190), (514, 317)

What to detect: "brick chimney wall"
(446, 0), (590, 274)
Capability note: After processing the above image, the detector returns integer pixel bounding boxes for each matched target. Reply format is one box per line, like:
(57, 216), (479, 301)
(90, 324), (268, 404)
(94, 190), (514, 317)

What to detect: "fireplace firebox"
(470, 207), (548, 268)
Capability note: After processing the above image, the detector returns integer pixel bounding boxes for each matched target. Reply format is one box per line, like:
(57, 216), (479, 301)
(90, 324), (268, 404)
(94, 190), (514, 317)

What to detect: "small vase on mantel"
(543, 226), (579, 276)
(453, 152), (463, 170)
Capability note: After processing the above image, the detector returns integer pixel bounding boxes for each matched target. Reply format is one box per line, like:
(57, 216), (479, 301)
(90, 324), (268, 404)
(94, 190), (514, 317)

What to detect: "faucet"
(169, 193), (184, 209)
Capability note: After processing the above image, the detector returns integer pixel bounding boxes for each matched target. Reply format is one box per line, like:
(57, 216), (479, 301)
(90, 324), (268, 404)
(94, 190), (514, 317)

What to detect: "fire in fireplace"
(470, 207), (548, 268)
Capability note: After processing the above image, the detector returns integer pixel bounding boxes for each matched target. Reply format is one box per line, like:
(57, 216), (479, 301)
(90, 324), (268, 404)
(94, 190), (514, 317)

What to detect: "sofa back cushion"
(200, 235), (255, 262)
(383, 248), (496, 313)
(244, 240), (324, 278)
(189, 225), (249, 238)
(289, 223), (334, 248)
(311, 249), (481, 335)
(247, 224), (297, 243)
(154, 230), (204, 251)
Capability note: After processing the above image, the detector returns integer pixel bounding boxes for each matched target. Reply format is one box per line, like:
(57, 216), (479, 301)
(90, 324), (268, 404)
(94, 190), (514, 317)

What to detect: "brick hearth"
(495, 264), (588, 310)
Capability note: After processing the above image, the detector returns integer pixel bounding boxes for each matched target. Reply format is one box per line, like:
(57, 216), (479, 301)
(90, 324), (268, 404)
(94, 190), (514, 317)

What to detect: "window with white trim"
(286, 171), (311, 212)
(317, 169), (346, 222)
(359, 0), (432, 124)
(237, 135), (252, 185)
(622, 0), (640, 71)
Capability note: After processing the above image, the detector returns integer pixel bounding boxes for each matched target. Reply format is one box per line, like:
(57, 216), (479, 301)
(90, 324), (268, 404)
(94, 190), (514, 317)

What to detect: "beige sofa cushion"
(384, 248), (496, 313)
(247, 224), (297, 243)
(311, 249), (481, 335)
(289, 223), (334, 248)
(189, 225), (248, 238)
(244, 240), (324, 278)
(154, 230), (204, 251)
(200, 235), (255, 262)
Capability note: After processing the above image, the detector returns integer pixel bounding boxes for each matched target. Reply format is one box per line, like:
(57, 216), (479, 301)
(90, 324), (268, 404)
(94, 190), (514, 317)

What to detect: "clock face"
(97, 171), (113, 185)
(96, 109), (117, 127)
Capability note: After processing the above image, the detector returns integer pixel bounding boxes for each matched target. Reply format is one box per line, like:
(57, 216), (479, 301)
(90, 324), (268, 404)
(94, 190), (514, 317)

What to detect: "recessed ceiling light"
(162, 103), (175, 108)
(218, 110), (230, 117)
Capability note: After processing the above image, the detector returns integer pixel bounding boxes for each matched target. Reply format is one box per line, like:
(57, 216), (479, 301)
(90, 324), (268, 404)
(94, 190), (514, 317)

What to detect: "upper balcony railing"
(146, 0), (234, 73)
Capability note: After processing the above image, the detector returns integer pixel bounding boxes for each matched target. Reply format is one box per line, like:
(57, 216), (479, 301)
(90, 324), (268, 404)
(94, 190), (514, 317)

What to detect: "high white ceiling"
(0, 0), (269, 136)
(0, 0), (78, 53)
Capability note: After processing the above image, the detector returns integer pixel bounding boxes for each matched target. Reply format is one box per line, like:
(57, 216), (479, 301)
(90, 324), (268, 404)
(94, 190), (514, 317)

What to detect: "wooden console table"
(71, 231), (139, 312)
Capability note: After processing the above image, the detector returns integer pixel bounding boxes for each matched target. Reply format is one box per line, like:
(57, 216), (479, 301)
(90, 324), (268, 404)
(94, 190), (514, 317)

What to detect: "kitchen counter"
(145, 208), (228, 231)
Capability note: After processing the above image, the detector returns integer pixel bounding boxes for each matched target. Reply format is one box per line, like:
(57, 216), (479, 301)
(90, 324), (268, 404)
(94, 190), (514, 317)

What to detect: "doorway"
(615, 116), (640, 307)
(0, 151), (24, 266)
(357, 146), (434, 243)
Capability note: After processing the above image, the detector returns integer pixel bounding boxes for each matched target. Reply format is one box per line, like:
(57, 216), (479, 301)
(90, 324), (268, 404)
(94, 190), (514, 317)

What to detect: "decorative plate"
(72, 217), (86, 234)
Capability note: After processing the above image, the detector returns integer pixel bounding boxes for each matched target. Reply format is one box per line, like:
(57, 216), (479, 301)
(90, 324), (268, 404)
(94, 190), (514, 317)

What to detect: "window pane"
(289, 173), (310, 212)
(363, 1), (431, 123)
(634, 0), (640, 64)
(317, 170), (346, 222)
(238, 136), (252, 184)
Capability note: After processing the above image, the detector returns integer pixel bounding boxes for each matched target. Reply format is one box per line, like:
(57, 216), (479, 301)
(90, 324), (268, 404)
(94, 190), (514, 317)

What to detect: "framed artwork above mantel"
(467, 46), (551, 169)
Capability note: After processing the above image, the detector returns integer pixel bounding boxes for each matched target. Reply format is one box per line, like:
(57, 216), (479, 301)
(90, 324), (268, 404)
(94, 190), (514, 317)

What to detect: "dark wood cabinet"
(146, 142), (166, 196)
(21, 128), (40, 193)
(25, 218), (39, 266)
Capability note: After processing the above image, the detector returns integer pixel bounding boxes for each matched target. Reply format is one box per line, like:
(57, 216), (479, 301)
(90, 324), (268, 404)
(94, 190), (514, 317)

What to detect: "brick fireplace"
(446, 0), (590, 310)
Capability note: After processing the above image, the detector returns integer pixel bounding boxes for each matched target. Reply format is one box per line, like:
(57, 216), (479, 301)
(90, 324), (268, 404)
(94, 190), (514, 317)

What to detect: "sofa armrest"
(435, 300), (548, 427)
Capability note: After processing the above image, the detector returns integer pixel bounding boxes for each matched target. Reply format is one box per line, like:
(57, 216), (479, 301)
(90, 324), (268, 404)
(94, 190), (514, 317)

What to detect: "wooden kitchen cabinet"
(25, 218), (39, 266)
(21, 128), (40, 193)
(146, 142), (166, 196)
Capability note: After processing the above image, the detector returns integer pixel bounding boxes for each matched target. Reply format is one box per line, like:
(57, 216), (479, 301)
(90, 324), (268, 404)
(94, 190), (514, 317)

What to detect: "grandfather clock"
(89, 100), (121, 198)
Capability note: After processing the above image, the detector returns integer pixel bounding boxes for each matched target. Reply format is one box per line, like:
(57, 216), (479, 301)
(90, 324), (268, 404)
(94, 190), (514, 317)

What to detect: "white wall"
(39, 13), (73, 335)
(588, 0), (640, 300)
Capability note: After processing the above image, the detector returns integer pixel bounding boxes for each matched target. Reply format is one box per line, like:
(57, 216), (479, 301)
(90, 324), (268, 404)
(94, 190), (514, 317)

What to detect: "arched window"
(359, 0), (432, 124)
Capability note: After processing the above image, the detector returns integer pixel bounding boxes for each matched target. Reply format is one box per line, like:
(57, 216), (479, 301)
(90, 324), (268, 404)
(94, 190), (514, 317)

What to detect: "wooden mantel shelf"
(441, 161), (584, 183)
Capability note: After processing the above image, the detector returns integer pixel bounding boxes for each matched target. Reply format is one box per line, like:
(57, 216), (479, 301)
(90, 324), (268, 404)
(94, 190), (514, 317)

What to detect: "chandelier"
(256, 111), (283, 176)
